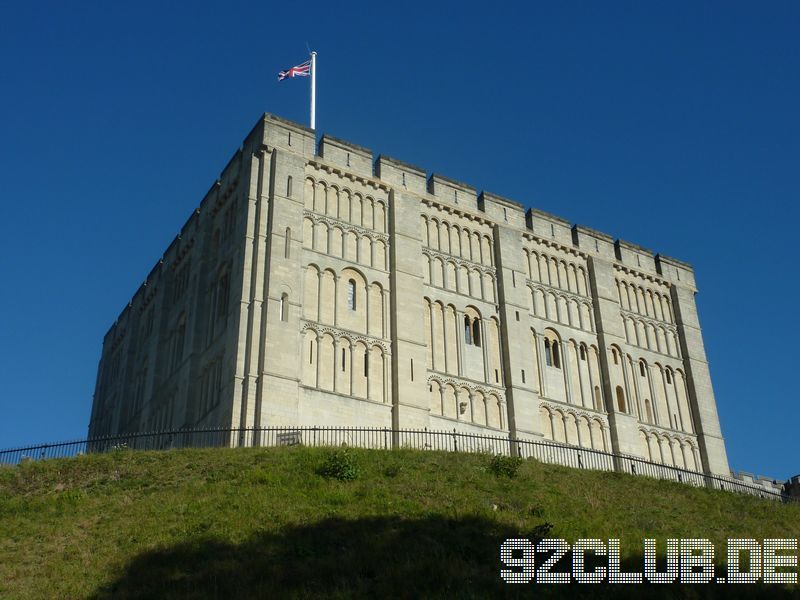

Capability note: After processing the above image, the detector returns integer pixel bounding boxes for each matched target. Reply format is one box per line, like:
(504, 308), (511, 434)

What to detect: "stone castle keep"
(89, 113), (731, 477)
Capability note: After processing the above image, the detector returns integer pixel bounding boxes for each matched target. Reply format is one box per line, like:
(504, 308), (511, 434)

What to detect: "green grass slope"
(1, 447), (798, 599)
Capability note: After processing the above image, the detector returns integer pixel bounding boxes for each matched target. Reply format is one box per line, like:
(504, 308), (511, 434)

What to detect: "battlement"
(656, 254), (697, 288)
(250, 113), (700, 282)
(478, 192), (525, 229)
(318, 134), (372, 178)
(615, 240), (657, 275)
(374, 155), (427, 195)
(572, 225), (616, 260)
(728, 470), (784, 495)
(526, 208), (573, 247)
(427, 173), (477, 211)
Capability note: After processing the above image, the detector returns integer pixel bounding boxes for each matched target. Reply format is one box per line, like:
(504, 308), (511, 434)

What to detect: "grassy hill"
(1, 446), (798, 598)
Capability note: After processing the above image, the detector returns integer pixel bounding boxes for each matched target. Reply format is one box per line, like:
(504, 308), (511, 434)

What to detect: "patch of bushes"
(488, 454), (522, 478)
(318, 449), (359, 481)
(383, 464), (401, 478)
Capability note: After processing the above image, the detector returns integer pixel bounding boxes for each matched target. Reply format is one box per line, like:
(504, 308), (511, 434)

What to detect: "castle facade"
(89, 114), (730, 476)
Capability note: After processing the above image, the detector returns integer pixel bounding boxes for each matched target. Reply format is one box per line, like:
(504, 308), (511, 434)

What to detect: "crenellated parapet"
(233, 113), (700, 285)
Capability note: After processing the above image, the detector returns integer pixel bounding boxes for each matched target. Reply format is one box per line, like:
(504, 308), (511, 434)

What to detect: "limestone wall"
(89, 113), (731, 477)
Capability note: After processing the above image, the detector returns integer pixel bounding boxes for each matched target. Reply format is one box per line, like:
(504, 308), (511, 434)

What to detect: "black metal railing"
(0, 426), (792, 503)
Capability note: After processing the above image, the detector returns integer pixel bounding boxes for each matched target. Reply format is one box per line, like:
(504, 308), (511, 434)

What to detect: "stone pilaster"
(586, 256), (642, 456)
(493, 224), (544, 441)
(670, 284), (730, 476)
(387, 186), (431, 430)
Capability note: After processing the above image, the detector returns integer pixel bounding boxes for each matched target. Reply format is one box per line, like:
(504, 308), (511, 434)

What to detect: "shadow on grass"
(91, 516), (792, 599)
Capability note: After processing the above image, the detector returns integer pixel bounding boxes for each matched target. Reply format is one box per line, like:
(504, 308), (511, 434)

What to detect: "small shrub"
(383, 464), (401, 478)
(57, 489), (87, 504)
(528, 505), (544, 518)
(242, 468), (271, 485)
(318, 449), (359, 481)
(488, 454), (522, 479)
(0, 468), (15, 486)
(530, 522), (554, 542)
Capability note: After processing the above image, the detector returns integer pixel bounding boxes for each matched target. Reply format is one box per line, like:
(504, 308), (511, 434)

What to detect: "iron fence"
(0, 426), (792, 503)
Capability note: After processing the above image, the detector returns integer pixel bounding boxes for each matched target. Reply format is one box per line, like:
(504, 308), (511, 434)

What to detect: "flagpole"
(310, 51), (317, 130)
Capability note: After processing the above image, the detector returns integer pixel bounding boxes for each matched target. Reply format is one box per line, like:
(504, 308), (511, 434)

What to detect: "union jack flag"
(278, 59), (311, 81)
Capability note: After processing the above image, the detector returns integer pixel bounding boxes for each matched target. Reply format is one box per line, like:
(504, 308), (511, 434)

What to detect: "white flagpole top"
(310, 51), (317, 130)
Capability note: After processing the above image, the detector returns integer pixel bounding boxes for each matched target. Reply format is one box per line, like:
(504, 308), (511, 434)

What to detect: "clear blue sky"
(0, 2), (797, 479)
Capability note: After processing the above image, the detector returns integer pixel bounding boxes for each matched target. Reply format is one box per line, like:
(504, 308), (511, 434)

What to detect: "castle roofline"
(262, 112), (314, 134)
(427, 173), (476, 195)
(526, 207), (571, 227)
(319, 133), (372, 156)
(479, 191), (524, 210)
(164, 110), (702, 289)
(616, 239), (654, 257)
(572, 224), (615, 243)
(375, 154), (426, 177)
(656, 253), (694, 271)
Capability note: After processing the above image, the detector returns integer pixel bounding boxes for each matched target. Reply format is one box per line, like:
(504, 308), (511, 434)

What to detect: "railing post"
(452, 428), (458, 453)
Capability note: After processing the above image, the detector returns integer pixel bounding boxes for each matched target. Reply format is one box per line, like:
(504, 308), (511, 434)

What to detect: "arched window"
(552, 341), (560, 368)
(217, 272), (230, 317)
(544, 338), (553, 366)
(579, 345), (586, 361)
(287, 175), (293, 197)
(665, 370), (672, 384)
(171, 315), (186, 372)
(615, 386), (626, 413)
(639, 361), (646, 377)
(284, 227), (291, 258)
(463, 314), (481, 347)
(279, 293), (288, 321)
(347, 279), (356, 310)
(612, 348), (619, 365)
